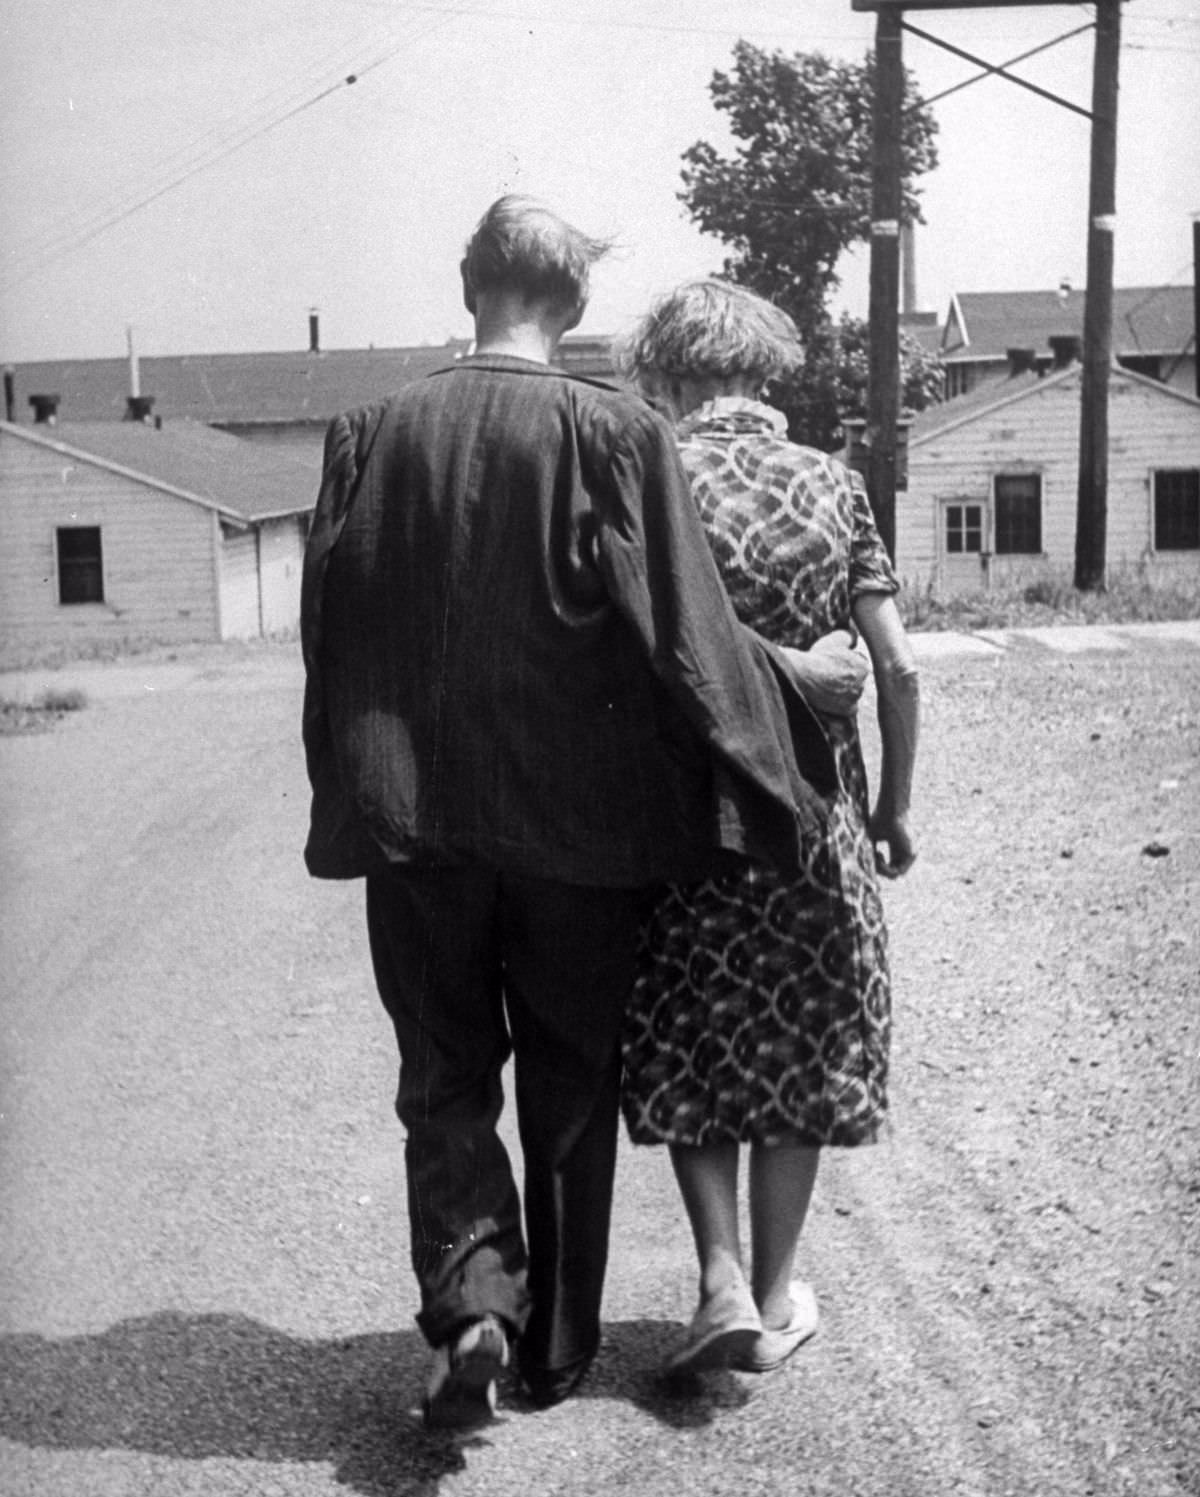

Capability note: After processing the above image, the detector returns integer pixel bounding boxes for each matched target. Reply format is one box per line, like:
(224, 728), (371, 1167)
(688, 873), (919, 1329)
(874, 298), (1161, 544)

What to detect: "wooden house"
(0, 414), (316, 647)
(896, 356), (1200, 594)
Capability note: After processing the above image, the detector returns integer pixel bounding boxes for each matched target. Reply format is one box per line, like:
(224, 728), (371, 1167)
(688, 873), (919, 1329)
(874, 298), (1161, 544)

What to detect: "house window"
(994, 474), (1042, 554)
(56, 526), (104, 604)
(945, 503), (984, 554)
(1154, 470), (1200, 551)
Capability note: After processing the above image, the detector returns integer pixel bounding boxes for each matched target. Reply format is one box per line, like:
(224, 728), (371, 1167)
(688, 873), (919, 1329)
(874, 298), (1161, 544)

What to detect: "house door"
(939, 500), (988, 593)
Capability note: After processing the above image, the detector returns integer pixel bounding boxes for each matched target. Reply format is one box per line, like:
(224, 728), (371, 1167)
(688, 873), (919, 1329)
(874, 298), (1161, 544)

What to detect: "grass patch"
(0, 688), (89, 736)
(38, 686), (89, 713)
(0, 632), (300, 674)
(898, 568), (1200, 633)
(0, 635), (188, 673)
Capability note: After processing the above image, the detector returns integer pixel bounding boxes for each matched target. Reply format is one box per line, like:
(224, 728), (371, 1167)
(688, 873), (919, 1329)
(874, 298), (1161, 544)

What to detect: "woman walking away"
(616, 280), (919, 1378)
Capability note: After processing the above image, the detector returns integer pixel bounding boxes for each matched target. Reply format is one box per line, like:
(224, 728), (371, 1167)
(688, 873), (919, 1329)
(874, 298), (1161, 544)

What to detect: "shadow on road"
(0, 1311), (475, 1494)
(0, 1311), (742, 1492)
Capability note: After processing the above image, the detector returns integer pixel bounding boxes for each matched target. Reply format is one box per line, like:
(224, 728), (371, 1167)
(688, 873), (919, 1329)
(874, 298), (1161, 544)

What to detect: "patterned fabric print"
(621, 398), (899, 1148)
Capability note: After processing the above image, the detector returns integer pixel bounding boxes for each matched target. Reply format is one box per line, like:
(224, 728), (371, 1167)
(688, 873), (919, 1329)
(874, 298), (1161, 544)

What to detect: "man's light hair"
(462, 196), (613, 315)
(614, 279), (803, 386)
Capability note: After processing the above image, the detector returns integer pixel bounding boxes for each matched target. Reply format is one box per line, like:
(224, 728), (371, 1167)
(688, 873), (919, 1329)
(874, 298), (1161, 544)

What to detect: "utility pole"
(1074, 0), (1122, 592)
(866, 2), (905, 562)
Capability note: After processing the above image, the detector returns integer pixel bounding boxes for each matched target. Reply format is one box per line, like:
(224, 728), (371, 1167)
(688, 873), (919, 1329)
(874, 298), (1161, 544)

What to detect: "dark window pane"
(995, 475), (1042, 554)
(1155, 471), (1200, 551)
(56, 527), (104, 604)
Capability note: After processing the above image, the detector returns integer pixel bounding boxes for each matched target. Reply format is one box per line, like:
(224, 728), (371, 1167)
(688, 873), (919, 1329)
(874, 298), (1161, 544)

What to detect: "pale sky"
(1, 0), (1197, 363)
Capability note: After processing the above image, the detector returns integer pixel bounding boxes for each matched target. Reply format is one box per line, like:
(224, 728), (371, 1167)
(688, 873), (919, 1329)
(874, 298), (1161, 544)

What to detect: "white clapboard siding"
(257, 515), (307, 636)
(217, 525), (261, 640)
(0, 433), (220, 642)
(894, 488), (939, 586)
(901, 369), (1200, 593)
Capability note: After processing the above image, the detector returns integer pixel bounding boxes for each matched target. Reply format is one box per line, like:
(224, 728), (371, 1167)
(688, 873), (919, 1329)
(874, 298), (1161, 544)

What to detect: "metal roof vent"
(29, 393), (61, 424)
(1048, 335), (1082, 368)
(125, 395), (156, 423)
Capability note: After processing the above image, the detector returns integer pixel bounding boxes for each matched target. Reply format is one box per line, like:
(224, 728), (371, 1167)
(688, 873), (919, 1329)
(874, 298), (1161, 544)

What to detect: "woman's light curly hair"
(613, 279), (804, 386)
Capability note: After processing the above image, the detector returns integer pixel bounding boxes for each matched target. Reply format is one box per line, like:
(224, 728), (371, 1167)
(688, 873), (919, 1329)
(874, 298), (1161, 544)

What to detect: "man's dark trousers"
(365, 863), (642, 1402)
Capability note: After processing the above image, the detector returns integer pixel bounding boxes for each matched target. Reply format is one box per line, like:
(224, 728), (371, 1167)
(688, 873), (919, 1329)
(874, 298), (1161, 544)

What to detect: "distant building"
(0, 323), (621, 651)
(896, 351), (1200, 594)
(1, 323), (617, 469)
(0, 413), (315, 646)
(939, 284), (1195, 399)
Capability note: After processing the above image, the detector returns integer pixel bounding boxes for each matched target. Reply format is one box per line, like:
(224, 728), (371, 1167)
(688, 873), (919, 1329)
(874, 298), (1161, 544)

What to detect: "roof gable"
(910, 366), (1070, 445)
(910, 360), (1200, 448)
(1, 418), (316, 523)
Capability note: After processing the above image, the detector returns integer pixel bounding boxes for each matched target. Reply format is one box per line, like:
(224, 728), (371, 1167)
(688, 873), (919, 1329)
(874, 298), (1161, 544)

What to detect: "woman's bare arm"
(852, 591), (919, 877)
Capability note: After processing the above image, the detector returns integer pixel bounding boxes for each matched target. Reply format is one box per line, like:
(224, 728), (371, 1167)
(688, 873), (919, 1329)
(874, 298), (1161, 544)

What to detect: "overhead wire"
(4, 0), (1194, 293)
(2, 31), (420, 285)
(2, 23), (386, 264)
(1, 13), (452, 291)
(339, 0), (876, 42)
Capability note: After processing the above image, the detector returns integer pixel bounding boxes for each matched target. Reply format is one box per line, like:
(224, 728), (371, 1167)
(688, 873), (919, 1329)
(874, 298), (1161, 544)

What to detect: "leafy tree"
(776, 314), (947, 456)
(681, 40), (943, 449)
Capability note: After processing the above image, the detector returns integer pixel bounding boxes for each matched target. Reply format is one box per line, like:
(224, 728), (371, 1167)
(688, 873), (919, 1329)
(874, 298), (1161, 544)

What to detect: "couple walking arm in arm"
(301, 197), (918, 1427)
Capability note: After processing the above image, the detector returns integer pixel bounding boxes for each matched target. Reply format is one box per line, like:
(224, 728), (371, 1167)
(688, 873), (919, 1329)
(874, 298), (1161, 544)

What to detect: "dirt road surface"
(0, 629), (1197, 1497)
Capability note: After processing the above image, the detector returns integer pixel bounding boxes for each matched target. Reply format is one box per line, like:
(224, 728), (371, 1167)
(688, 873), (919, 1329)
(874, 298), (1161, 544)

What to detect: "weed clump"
(898, 568), (1200, 633)
(0, 688), (89, 735)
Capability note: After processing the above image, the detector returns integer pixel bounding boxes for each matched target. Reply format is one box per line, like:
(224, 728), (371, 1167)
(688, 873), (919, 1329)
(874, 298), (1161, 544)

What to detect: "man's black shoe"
(423, 1315), (509, 1430)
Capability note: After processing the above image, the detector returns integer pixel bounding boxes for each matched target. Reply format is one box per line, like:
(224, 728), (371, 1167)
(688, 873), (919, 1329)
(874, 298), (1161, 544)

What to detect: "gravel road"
(0, 629), (1196, 1497)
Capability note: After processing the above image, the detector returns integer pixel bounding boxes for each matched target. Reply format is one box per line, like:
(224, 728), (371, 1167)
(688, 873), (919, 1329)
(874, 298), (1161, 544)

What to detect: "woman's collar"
(675, 395), (789, 438)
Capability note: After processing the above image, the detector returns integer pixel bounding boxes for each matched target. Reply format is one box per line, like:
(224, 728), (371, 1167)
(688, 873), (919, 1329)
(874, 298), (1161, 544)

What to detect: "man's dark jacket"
(301, 354), (836, 887)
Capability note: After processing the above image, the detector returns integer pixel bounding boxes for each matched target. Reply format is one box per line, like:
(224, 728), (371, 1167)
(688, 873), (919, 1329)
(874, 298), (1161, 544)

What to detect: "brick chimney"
(309, 308), (321, 355)
(1006, 347), (1039, 376)
(29, 393), (61, 424)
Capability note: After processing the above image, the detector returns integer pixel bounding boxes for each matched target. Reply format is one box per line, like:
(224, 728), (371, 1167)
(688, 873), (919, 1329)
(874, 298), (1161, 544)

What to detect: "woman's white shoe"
(663, 1279), (763, 1377)
(733, 1281), (819, 1373)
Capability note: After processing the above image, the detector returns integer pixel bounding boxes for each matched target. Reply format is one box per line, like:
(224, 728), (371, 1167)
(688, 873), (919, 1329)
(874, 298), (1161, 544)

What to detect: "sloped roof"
(3, 334), (616, 427)
(4, 344), (471, 426)
(0, 418), (317, 524)
(910, 367), (1051, 443)
(942, 285), (1194, 364)
(909, 360), (1200, 449)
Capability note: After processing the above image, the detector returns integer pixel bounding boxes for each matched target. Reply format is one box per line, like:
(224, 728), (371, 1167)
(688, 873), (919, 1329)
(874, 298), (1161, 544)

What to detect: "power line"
(1, 17), (449, 290)
(342, 0), (874, 42)
(2, 55), (366, 281)
(2, 26), (420, 283)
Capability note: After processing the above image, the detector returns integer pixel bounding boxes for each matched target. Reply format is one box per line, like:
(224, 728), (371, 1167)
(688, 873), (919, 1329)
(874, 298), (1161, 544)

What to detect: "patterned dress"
(621, 398), (899, 1148)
